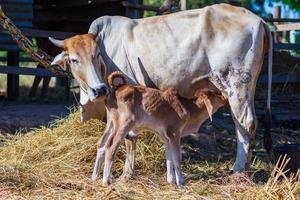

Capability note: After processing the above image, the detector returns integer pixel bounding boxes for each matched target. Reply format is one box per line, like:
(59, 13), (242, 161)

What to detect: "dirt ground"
(0, 102), (71, 136)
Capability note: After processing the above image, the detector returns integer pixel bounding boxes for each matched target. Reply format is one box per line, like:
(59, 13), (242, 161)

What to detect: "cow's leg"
(156, 131), (175, 184)
(91, 121), (113, 181)
(120, 130), (137, 181)
(228, 92), (256, 172)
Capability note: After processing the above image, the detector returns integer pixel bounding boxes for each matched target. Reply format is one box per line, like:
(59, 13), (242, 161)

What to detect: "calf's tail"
(107, 71), (128, 91)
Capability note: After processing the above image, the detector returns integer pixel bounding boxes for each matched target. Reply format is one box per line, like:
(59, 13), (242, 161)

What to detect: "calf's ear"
(51, 51), (68, 71)
(195, 92), (213, 121)
(202, 97), (213, 121)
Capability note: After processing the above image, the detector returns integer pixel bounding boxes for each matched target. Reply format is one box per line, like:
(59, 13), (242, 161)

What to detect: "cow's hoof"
(119, 173), (134, 182)
(176, 180), (185, 187)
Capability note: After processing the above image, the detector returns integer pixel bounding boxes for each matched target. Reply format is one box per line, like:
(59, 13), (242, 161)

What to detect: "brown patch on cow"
(63, 33), (97, 64)
(262, 29), (269, 55)
(218, 3), (247, 14)
(144, 15), (166, 24)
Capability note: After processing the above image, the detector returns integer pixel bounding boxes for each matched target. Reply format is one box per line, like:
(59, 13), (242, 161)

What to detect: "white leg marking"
(92, 147), (105, 181)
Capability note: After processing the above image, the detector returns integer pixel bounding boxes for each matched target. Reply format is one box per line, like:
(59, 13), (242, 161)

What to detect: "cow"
(92, 71), (225, 186)
(48, 3), (273, 180)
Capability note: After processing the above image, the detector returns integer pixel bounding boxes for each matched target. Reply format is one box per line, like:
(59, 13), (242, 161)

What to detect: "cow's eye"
(70, 58), (79, 64)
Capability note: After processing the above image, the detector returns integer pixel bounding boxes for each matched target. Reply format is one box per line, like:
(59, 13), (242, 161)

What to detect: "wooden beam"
(0, 65), (57, 77)
(264, 18), (300, 23)
(122, 1), (160, 12)
(0, 28), (77, 39)
(274, 43), (300, 50)
(258, 74), (300, 84)
(275, 23), (300, 32)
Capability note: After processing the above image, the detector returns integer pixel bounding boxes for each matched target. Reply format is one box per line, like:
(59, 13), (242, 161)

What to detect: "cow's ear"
(51, 51), (68, 70)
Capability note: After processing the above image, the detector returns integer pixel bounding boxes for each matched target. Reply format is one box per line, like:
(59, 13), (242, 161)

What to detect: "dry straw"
(0, 111), (299, 199)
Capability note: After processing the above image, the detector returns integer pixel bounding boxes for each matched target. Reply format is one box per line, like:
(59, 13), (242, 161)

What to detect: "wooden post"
(273, 6), (281, 43)
(125, 0), (141, 19)
(7, 51), (19, 100)
(180, 0), (186, 11)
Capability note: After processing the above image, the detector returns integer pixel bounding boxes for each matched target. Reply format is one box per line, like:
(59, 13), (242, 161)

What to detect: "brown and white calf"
(92, 71), (225, 186)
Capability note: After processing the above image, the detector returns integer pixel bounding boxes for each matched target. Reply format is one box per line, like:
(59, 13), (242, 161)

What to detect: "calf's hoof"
(102, 178), (112, 186)
(167, 176), (174, 184)
(91, 173), (99, 181)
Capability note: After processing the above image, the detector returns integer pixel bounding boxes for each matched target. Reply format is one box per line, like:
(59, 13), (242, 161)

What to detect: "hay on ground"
(0, 111), (299, 199)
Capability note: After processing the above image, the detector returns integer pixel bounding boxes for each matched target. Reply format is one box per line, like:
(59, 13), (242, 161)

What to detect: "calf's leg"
(168, 136), (184, 186)
(103, 126), (131, 185)
(91, 122), (113, 181)
(165, 144), (174, 184)
(120, 131), (137, 181)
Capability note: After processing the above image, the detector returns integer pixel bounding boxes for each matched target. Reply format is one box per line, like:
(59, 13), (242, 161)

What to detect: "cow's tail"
(107, 71), (128, 91)
(263, 22), (273, 158)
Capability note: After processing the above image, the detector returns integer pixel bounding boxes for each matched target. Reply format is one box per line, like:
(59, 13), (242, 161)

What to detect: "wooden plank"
(1, 4), (32, 12)
(20, 28), (76, 39)
(0, 28), (76, 39)
(1, 0), (33, 3)
(0, 65), (57, 77)
(258, 74), (300, 84)
(264, 18), (300, 23)
(274, 43), (300, 50)
(0, 44), (20, 51)
(14, 21), (32, 28)
(5, 12), (33, 20)
(122, 1), (160, 12)
(7, 52), (19, 100)
(0, 57), (32, 62)
(51, 0), (121, 7)
(275, 23), (300, 32)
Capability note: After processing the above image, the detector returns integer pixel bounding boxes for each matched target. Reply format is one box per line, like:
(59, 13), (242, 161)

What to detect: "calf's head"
(49, 34), (108, 101)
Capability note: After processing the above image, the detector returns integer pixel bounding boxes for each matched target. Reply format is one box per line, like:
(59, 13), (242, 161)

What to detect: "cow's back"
(90, 4), (266, 98)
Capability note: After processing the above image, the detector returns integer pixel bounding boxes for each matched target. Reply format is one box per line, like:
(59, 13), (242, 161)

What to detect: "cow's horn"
(49, 37), (64, 48)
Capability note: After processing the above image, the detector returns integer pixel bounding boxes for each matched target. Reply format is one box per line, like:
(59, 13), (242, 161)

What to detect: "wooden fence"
(0, 2), (299, 100)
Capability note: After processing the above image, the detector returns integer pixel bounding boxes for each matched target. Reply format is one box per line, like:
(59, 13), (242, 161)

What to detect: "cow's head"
(49, 34), (108, 101)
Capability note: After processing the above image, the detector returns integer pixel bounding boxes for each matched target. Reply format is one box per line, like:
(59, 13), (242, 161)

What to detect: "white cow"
(49, 3), (273, 179)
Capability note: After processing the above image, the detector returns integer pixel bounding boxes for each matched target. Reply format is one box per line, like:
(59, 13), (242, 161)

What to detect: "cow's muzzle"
(87, 85), (108, 101)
